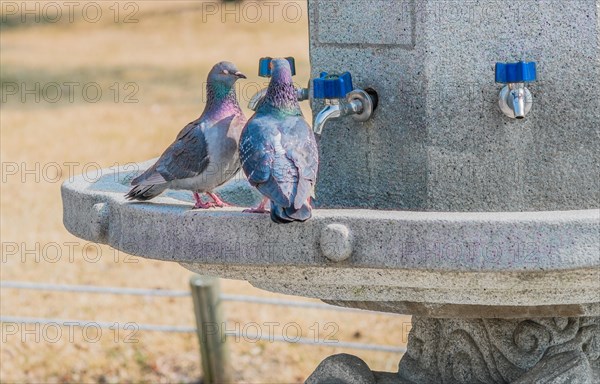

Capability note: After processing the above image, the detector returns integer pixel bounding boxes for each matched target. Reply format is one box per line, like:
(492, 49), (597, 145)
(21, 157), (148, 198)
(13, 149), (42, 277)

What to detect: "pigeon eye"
(222, 69), (229, 75)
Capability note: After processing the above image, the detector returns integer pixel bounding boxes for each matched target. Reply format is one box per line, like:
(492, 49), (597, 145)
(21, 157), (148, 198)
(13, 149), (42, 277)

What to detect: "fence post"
(189, 275), (230, 383)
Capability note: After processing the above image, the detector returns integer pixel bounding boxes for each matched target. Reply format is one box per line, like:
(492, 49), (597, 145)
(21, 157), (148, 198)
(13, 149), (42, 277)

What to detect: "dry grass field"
(1, 1), (410, 382)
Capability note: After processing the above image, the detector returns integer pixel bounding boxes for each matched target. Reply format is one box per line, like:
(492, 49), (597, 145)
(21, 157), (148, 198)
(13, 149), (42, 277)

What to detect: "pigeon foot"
(207, 192), (233, 208)
(193, 201), (215, 209)
(192, 192), (215, 209)
(243, 197), (270, 214)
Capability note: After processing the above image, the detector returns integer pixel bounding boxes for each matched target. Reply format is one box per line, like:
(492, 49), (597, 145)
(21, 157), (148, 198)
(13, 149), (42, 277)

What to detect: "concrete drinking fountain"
(62, 1), (599, 382)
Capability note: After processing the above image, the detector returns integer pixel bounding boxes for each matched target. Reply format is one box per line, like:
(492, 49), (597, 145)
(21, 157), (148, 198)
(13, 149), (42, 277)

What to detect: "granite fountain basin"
(62, 162), (600, 319)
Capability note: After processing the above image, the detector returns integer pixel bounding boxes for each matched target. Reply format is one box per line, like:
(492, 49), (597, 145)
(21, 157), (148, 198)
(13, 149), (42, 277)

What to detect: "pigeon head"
(208, 61), (247, 88)
(270, 58), (293, 84)
(262, 58), (299, 113)
(204, 61), (245, 113)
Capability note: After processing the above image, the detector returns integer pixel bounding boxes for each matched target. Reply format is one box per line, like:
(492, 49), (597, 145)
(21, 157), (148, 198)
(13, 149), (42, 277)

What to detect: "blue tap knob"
(495, 61), (537, 83)
(258, 57), (296, 77)
(313, 72), (354, 99)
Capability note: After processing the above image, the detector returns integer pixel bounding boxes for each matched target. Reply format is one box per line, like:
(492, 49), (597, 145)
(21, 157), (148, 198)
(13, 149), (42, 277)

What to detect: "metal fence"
(1, 278), (405, 382)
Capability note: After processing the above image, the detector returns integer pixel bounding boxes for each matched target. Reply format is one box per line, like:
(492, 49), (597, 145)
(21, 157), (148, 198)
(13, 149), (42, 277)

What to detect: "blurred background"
(1, 1), (409, 382)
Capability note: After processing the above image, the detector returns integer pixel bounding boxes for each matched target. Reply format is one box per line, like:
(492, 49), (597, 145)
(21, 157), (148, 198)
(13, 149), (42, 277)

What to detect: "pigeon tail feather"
(125, 184), (167, 201)
(269, 201), (311, 224)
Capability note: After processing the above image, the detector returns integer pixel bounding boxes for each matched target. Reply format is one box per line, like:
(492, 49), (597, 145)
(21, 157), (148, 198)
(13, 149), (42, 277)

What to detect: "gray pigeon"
(126, 61), (247, 208)
(239, 58), (319, 223)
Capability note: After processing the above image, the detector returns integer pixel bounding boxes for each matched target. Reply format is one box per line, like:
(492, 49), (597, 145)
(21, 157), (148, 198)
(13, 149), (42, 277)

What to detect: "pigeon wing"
(281, 116), (319, 209)
(240, 114), (295, 207)
(240, 116), (272, 186)
(132, 119), (210, 186)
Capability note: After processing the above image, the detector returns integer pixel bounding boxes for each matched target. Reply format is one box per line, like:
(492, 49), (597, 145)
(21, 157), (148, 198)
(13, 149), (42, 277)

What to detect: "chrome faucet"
(495, 61), (537, 119)
(312, 72), (377, 135)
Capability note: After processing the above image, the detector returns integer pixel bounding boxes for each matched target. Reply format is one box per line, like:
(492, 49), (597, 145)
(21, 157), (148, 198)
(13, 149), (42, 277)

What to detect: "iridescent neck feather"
(205, 81), (241, 118)
(261, 72), (300, 114)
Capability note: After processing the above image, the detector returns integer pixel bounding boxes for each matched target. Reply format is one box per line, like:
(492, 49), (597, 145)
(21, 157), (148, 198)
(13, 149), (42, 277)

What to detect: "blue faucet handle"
(258, 57), (296, 77)
(495, 61), (537, 83)
(313, 72), (354, 99)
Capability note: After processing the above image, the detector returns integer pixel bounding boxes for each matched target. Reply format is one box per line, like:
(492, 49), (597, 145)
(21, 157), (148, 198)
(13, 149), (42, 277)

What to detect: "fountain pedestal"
(308, 316), (599, 383)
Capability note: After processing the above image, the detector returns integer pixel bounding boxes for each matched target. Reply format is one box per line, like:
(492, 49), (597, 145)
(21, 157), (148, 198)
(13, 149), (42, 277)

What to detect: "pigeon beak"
(234, 71), (247, 79)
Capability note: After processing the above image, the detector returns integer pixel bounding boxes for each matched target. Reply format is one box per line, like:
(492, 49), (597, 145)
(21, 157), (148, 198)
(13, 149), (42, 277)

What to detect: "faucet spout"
(314, 102), (342, 135)
(248, 88), (268, 111)
(509, 84), (526, 119)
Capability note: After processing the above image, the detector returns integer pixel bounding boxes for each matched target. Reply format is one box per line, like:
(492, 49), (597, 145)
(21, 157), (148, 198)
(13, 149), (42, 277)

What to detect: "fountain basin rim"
(61, 165), (599, 315)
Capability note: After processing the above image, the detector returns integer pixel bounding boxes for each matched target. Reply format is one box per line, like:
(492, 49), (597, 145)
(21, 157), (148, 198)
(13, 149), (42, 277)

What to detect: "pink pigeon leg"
(192, 192), (214, 209)
(243, 197), (270, 214)
(206, 192), (232, 207)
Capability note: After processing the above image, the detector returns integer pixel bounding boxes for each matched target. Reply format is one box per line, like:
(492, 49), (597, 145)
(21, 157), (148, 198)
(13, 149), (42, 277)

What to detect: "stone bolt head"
(320, 223), (354, 262)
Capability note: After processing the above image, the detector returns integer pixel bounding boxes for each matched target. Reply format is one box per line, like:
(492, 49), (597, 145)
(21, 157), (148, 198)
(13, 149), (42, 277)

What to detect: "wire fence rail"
(1, 279), (406, 382)
(0, 280), (400, 315)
